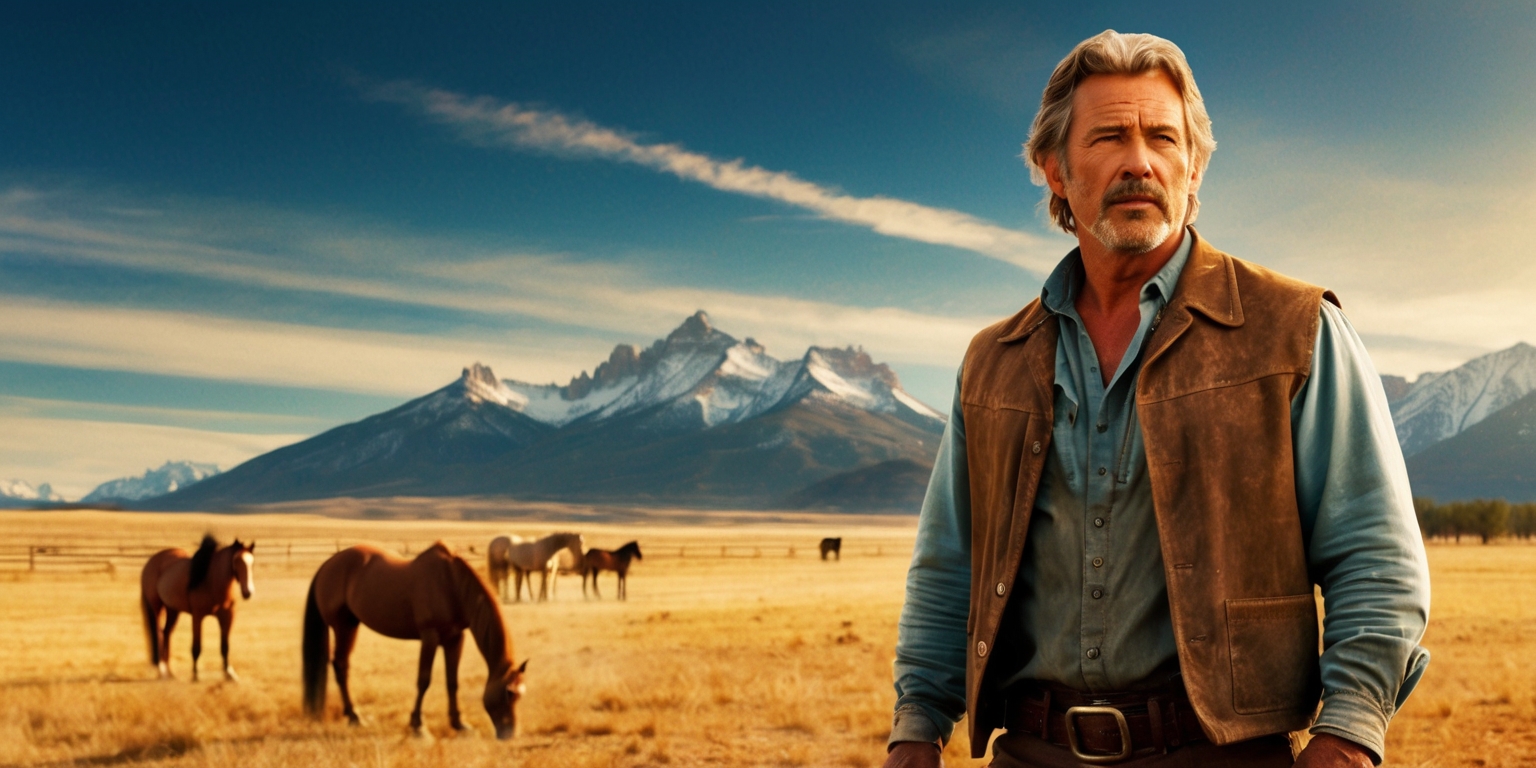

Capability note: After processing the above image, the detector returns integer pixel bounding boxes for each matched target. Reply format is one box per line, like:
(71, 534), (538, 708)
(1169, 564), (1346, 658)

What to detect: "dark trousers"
(989, 730), (1296, 768)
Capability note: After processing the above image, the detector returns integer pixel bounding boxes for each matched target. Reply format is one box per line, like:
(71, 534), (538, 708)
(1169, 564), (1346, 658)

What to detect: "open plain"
(0, 505), (1532, 767)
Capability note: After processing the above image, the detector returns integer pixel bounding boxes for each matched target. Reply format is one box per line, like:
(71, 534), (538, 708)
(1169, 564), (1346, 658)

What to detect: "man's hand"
(1294, 733), (1375, 768)
(882, 741), (943, 768)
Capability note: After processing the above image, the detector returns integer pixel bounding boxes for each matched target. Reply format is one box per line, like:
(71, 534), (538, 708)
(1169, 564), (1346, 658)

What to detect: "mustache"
(1100, 180), (1169, 213)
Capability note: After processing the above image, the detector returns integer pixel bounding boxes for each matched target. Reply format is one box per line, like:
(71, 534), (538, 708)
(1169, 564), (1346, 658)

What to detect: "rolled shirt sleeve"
(1293, 302), (1432, 763)
(889, 369), (972, 748)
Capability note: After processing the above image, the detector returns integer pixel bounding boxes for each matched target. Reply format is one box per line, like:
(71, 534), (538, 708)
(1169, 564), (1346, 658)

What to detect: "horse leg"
(443, 630), (467, 732)
(217, 609), (239, 682)
(512, 569), (523, 603)
(332, 620), (364, 725)
(538, 568), (549, 602)
(618, 570), (626, 601)
(410, 630), (441, 737)
(160, 608), (180, 679)
(191, 613), (204, 682)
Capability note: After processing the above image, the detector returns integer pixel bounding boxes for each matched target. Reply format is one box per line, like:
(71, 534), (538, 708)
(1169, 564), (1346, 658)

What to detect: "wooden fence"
(0, 539), (896, 577)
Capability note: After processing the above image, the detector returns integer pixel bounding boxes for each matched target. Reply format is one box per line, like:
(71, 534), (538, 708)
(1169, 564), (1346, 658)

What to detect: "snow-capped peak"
(1392, 342), (1536, 456)
(458, 362), (524, 408)
(487, 312), (941, 431)
(80, 460), (222, 503)
(0, 479), (62, 502)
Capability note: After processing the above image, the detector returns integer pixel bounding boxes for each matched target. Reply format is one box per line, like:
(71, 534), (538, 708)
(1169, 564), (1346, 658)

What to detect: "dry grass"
(0, 510), (1531, 767)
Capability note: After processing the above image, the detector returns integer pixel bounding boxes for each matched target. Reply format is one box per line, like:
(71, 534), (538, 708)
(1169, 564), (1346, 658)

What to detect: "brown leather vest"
(959, 232), (1334, 757)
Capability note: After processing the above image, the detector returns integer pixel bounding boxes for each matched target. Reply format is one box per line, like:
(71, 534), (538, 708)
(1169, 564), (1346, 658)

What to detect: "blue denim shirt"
(890, 233), (1431, 762)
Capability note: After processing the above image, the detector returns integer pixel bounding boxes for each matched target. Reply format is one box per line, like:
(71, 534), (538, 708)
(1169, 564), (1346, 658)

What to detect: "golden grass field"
(0, 503), (1531, 768)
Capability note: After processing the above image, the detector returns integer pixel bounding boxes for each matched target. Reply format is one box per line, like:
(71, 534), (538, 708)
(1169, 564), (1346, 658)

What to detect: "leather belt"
(1003, 682), (1208, 764)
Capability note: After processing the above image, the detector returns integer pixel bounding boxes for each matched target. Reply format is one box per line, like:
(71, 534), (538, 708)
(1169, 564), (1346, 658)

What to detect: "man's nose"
(1120, 140), (1155, 179)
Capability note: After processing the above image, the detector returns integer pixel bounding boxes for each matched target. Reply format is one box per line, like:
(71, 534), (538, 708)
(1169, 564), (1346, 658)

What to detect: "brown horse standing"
(819, 537), (842, 561)
(303, 542), (526, 739)
(139, 535), (256, 681)
(582, 541), (642, 600)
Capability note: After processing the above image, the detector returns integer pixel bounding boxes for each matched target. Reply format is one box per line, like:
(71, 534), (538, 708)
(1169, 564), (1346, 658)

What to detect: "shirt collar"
(1039, 228), (1193, 316)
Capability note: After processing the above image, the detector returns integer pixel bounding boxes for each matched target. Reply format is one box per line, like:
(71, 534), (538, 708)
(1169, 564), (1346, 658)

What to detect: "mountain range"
(0, 479), (63, 509)
(81, 461), (222, 503)
(100, 312), (1536, 510)
(150, 311), (944, 512)
(1388, 342), (1536, 502)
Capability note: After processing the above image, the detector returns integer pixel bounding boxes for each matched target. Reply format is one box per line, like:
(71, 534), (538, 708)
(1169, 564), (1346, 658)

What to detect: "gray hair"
(1023, 30), (1216, 233)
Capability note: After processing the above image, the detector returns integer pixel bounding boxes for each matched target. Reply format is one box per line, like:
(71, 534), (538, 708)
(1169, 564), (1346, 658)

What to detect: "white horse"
(487, 532), (584, 603)
(549, 547), (583, 598)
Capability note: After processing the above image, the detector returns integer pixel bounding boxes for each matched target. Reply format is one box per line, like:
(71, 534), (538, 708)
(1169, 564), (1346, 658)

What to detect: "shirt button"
(1094, 518), (1105, 528)
(1092, 557), (1104, 568)
(977, 641), (988, 657)
(1092, 589), (1103, 599)
(1096, 423), (1107, 433)
(996, 582), (1006, 597)
(1086, 647), (1100, 660)
(1032, 441), (1042, 455)
(1098, 466), (1107, 476)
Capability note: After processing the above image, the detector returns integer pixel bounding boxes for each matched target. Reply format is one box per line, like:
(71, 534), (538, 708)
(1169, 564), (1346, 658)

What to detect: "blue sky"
(4, 2), (1534, 497)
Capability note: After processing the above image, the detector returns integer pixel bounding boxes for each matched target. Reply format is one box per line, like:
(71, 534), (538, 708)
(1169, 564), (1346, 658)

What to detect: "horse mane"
(188, 534), (218, 591)
(449, 555), (513, 675)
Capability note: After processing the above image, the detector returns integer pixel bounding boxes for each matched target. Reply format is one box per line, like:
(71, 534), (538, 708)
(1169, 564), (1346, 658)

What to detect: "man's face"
(1044, 70), (1201, 254)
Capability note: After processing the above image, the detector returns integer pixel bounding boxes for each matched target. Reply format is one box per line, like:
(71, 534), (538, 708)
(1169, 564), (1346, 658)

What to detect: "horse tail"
(302, 576), (329, 716)
(141, 591), (160, 665)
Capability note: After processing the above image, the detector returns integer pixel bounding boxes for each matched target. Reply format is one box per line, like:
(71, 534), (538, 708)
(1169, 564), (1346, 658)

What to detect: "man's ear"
(1043, 152), (1068, 199)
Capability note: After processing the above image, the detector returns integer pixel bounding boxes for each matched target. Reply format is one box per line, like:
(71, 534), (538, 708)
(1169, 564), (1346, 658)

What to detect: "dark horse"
(303, 542), (526, 739)
(819, 537), (842, 561)
(140, 535), (255, 681)
(582, 541), (642, 600)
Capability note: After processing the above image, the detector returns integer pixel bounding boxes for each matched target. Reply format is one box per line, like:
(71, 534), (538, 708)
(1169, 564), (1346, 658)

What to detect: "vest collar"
(1169, 228), (1244, 328)
(994, 227), (1245, 346)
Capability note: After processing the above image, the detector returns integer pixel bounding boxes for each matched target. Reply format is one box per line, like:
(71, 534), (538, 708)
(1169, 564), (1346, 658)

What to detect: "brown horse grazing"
(582, 541), (642, 600)
(819, 537), (842, 561)
(139, 535), (256, 681)
(303, 542), (527, 739)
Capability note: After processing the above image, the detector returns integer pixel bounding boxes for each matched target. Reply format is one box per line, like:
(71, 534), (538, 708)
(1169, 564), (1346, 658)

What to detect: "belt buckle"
(1064, 705), (1132, 764)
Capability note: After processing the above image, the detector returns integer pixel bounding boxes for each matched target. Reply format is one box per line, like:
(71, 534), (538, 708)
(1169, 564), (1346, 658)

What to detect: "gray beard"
(1088, 212), (1173, 255)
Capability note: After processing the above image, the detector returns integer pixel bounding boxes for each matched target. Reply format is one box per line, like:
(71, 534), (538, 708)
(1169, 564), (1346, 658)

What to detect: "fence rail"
(0, 539), (899, 577)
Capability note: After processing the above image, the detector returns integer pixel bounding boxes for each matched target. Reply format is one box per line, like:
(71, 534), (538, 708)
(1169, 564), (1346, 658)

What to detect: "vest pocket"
(1225, 594), (1319, 714)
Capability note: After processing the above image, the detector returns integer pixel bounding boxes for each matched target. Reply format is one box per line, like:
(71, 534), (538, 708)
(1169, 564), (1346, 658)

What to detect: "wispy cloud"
(1198, 132), (1536, 377)
(0, 296), (599, 396)
(0, 414), (307, 499)
(363, 80), (1064, 272)
(0, 188), (993, 380)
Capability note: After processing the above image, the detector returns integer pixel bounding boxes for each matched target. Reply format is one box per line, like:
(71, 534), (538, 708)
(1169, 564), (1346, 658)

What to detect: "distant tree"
(1467, 498), (1510, 544)
(1510, 503), (1536, 540)
(1413, 497), (1443, 541)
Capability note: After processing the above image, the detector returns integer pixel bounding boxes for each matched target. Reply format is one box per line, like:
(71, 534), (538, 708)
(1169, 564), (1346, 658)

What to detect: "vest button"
(1098, 466), (1107, 476)
(1094, 518), (1105, 528)
(1096, 422), (1107, 433)
(977, 641), (988, 657)
(996, 582), (1006, 596)
(1092, 589), (1103, 599)
(1092, 557), (1104, 568)
(1086, 647), (1100, 660)
(1031, 441), (1041, 455)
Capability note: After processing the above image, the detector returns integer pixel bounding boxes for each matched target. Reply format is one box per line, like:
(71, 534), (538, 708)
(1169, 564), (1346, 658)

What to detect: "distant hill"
(82, 461), (221, 503)
(780, 459), (933, 513)
(148, 312), (944, 511)
(1406, 389), (1536, 502)
(1389, 342), (1536, 457)
(0, 479), (62, 508)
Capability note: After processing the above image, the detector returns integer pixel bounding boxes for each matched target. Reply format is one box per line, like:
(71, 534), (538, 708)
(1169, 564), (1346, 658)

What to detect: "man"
(885, 31), (1429, 768)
